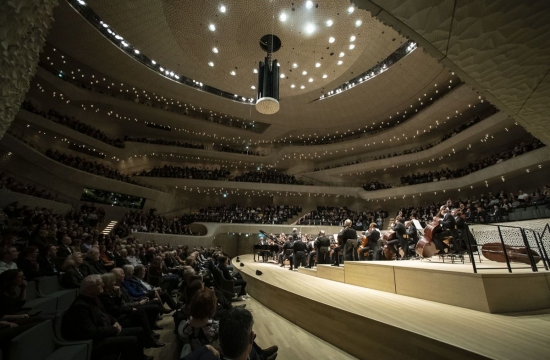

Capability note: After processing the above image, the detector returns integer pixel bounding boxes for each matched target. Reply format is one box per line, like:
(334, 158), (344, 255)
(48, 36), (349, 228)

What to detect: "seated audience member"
(126, 248), (142, 266)
(126, 264), (178, 310)
(62, 275), (153, 360)
(149, 255), (180, 292)
(0, 246), (19, 274)
(111, 268), (171, 315)
(16, 246), (41, 280)
(60, 253), (85, 289)
(37, 244), (59, 276)
(219, 307), (278, 360)
(57, 236), (73, 258)
(0, 270), (49, 358)
(181, 345), (220, 360)
(99, 245), (115, 270)
(116, 248), (131, 268)
(81, 247), (107, 276)
(178, 287), (220, 353)
(219, 256), (248, 301)
(98, 273), (164, 348)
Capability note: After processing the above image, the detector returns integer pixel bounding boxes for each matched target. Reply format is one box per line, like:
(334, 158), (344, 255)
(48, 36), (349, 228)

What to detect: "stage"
(237, 254), (550, 360)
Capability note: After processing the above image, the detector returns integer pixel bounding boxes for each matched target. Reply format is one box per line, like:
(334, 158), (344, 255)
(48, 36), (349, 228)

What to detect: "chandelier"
(255, 34), (281, 115)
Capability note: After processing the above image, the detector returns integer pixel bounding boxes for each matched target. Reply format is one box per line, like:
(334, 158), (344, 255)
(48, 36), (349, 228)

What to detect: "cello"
(415, 212), (440, 258)
(357, 234), (369, 256)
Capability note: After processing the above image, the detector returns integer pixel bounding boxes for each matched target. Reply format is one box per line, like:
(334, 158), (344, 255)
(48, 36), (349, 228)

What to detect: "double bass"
(481, 242), (541, 265)
(415, 212), (440, 258)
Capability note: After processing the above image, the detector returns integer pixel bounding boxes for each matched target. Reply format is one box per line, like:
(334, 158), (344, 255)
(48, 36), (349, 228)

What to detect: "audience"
(194, 204), (302, 224)
(362, 180), (392, 191)
(137, 165), (230, 180)
(21, 101), (125, 148)
(297, 206), (387, 229)
(124, 136), (204, 149)
(0, 172), (59, 202)
(230, 169), (302, 185)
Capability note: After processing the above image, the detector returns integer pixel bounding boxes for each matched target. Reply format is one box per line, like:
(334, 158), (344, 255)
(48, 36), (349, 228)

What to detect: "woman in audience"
(124, 264), (179, 311)
(218, 256), (248, 301)
(60, 253), (85, 289)
(16, 246), (40, 280)
(177, 287), (220, 354)
(149, 255), (180, 292)
(98, 272), (164, 348)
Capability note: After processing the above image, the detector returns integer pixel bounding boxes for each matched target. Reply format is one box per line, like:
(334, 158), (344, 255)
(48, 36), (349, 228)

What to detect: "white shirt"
(0, 261), (18, 274)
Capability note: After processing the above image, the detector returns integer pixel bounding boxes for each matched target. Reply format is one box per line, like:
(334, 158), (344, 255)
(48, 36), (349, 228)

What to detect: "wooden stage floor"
(238, 254), (550, 360)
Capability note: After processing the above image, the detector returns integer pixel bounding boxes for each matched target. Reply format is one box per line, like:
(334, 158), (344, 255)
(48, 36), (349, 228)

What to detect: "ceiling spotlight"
(212, 47), (218, 53)
(208, 61), (214, 66)
(253, 69), (258, 73)
(251, 85), (256, 89)
(208, 24), (216, 31)
(308, 78), (313, 82)
(305, 23), (315, 34)
(322, 74), (328, 78)
(339, 52), (345, 57)
(326, 19), (333, 27)
(355, 20), (362, 27)
(134, 49), (140, 54)
(279, 12), (288, 22)
(230, 71), (236, 76)
(291, 84), (296, 88)
(315, 62), (321, 67)
(300, 85), (305, 89)
(349, 44), (355, 50)
(337, 60), (343, 65)
(302, 70), (307, 75)
(306, 1), (313, 9)
(151, 60), (156, 65)
(350, 35), (356, 42)
(292, 63), (298, 68)
(219, 4), (226, 13)
(329, 36), (335, 43)
(280, 73), (285, 78)
(347, 6), (355, 14)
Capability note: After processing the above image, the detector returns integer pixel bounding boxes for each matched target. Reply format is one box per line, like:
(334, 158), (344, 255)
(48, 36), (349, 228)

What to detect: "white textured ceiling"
(356, 0), (550, 145)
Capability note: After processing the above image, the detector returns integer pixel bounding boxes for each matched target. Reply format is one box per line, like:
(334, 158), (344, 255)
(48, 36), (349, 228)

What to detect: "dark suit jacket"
(292, 240), (307, 252)
(62, 294), (118, 344)
(219, 264), (233, 281)
(391, 222), (407, 240)
(315, 236), (331, 250)
(98, 291), (132, 318)
(60, 267), (85, 289)
(38, 255), (58, 277)
(81, 258), (107, 276)
(57, 246), (73, 258)
(338, 227), (357, 244)
(16, 258), (41, 281)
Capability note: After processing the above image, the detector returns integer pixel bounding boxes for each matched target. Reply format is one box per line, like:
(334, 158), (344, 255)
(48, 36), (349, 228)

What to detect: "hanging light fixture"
(256, 34), (281, 115)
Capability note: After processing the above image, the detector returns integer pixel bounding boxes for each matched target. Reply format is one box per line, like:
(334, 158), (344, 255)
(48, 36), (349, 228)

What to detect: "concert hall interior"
(1, 1), (550, 360)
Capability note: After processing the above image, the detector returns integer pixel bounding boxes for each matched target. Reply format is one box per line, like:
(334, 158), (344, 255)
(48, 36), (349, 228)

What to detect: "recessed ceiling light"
(315, 62), (321, 68)
(306, 1), (313, 9)
(308, 78), (313, 82)
(300, 85), (305, 89)
(280, 73), (285, 78)
(212, 47), (218, 53)
(337, 60), (343, 65)
(329, 36), (335, 43)
(291, 84), (295, 88)
(151, 60), (156, 65)
(350, 35), (356, 42)
(326, 19), (333, 27)
(253, 69), (258, 73)
(322, 74), (328, 78)
(279, 12), (287, 22)
(208, 24), (216, 31)
(134, 49), (140, 54)
(339, 52), (345, 57)
(219, 4), (226, 13)
(292, 63), (298, 68)
(302, 70), (307, 75)
(355, 20), (362, 27)
(349, 44), (355, 50)
(208, 61), (214, 67)
(347, 6), (355, 14)
(251, 85), (256, 89)
(230, 71), (236, 76)
(305, 23), (315, 34)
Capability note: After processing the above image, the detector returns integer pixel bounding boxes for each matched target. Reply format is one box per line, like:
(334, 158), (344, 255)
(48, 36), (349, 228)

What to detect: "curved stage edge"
(237, 254), (550, 360)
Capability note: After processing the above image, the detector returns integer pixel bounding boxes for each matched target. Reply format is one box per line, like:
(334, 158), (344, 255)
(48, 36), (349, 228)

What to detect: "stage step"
(297, 267), (317, 276)
(317, 264), (345, 282)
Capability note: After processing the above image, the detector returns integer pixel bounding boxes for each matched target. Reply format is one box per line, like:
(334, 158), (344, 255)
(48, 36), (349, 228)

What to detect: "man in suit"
(257, 237), (269, 262)
(439, 206), (462, 254)
(62, 275), (153, 360)
(310, 230), (331, 266)
(81, 248), (107, 276)
(332, 219), (357, 266)
(391, 217), (409, 260)
(358, 223), (381, 260)
(279, 236), (293, 268)
(290, 235), (307, 271)
(57, 236), (73, 258)
(38, 244), (59, 276)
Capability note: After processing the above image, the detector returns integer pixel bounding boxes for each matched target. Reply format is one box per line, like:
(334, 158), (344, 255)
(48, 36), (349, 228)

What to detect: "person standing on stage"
(290, 235), (307, 271)
(438, 206), (462, 254)
(279, 236), (293, 268)
(332, 219), (357, 267)
(391, 217), (409, 260)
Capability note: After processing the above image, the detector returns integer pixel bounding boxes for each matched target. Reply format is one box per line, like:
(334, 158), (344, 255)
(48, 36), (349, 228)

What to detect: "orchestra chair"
(343, 239), (359, 262)
(8, 320), (88, 360)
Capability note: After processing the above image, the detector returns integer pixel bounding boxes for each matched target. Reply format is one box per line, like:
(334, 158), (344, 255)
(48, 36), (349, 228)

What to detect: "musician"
(257, 237), (268, 262)
(306, 237), (316, 268)
(279, 236), (293, 268)
(358, 223), (381, 261)
(405, 221), (419, 246)
(291, 228), (299, 241)
(438, 206), (462, 254)
(389, 217), (408, 260)
(332, 219), (357, 267)
(289, 236), (307, 270)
